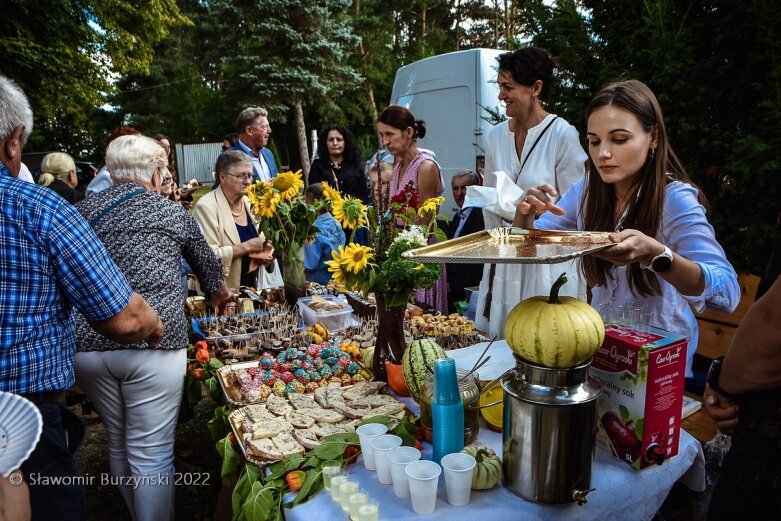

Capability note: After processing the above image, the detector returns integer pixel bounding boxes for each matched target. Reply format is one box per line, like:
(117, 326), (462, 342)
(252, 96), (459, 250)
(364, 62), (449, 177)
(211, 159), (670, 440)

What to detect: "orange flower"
(193, 368), (204, 380)
(195, 348), (210, 364)
(285, 470), (306, 491)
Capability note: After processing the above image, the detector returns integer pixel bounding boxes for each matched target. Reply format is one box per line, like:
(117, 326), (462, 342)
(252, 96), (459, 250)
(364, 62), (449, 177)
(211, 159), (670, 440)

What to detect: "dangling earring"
(649, 148), (656, 160)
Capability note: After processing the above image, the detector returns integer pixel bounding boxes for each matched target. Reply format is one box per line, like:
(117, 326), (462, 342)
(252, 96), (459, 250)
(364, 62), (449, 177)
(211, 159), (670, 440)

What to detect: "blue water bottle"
(431, 358), (464, 464)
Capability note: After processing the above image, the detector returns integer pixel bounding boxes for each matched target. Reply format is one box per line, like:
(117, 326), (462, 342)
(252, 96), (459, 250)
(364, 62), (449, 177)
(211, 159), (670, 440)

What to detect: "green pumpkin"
(461, 444), (502, 490)
(504, 273), (605, 368)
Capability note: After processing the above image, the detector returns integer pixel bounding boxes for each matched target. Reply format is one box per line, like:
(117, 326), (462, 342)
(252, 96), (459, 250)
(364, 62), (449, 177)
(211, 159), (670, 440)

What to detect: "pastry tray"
(227, 393), (410, 466)
(402, 227), (615, 264)
(216, 360), (365, 407)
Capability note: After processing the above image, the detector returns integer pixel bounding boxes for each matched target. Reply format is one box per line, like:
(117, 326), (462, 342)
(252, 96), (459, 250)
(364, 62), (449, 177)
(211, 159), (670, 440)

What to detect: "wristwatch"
(642, 245), (673, 273)
(706, 356), (739, 399)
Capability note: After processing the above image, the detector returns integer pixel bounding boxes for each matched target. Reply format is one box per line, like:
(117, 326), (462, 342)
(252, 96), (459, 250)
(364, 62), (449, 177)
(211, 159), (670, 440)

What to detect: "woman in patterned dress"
(73, 135), (235, 521)
(377, 105), (448, 313)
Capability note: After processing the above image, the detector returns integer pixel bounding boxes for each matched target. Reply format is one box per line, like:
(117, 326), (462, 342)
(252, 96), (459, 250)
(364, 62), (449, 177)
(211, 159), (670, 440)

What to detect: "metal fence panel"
(175, 143), (222, 185)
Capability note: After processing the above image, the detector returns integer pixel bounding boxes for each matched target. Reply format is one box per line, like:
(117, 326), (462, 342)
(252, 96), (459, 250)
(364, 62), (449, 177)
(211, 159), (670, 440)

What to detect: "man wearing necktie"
(442, 170), (485, 313)
(233, 107), (278, 182)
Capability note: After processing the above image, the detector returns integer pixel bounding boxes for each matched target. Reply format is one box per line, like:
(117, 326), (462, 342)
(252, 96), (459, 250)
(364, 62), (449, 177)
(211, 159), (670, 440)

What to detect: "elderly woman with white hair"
(40, 151), (84, 204)
(73, 134), (234, 521)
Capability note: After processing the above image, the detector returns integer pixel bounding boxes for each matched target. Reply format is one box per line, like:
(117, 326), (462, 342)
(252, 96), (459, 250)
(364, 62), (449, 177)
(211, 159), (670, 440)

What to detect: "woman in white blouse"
(475, 47), (587, 338)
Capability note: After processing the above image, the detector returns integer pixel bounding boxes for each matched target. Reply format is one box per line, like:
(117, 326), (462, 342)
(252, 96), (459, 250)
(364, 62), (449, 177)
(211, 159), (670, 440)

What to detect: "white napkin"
(463, 170), (524, 222)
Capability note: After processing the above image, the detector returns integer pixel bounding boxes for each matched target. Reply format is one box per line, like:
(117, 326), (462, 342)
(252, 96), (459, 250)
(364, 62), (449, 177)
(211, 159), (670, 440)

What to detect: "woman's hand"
(592, 229), (664, 266)
(511, 183), (564, 227)
(210, 283), (238, 313)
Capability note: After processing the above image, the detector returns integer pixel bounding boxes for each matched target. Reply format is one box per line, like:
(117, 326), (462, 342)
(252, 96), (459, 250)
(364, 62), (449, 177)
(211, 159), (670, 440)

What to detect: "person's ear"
(2, 126), (24, 174)
(650, 126), (659, 149)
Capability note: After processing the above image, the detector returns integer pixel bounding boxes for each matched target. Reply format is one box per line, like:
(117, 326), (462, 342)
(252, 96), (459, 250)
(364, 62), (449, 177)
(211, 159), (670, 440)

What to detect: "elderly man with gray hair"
(231, 106), (278, 182)
(0, 75), (163, 520)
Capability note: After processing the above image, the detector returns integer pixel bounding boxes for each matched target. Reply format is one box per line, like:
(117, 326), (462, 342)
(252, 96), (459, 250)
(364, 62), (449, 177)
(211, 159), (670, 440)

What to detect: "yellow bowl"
(479, 380), (504, 432)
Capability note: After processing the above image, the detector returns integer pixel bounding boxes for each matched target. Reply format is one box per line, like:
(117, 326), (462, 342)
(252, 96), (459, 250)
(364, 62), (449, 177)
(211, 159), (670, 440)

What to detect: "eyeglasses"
(221, 171), (253, 182)
(221, 145), (230, 152)
(162, 176), (173, 184)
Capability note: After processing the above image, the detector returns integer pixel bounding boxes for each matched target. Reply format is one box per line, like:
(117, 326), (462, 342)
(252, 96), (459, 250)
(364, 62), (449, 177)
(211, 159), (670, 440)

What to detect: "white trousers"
(75, 348), (186, 521)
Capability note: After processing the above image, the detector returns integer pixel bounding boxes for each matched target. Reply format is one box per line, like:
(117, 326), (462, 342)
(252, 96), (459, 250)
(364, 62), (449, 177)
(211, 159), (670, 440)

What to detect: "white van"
(390, 48), (504, 217)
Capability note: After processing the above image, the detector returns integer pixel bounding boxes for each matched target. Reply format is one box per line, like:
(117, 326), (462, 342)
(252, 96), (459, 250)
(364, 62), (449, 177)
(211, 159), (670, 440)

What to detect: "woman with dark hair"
(475, 47), (588, 339)
(309, 124), (368, 202)
(514, 79), (740, 377)
(378, 105), (447, 313)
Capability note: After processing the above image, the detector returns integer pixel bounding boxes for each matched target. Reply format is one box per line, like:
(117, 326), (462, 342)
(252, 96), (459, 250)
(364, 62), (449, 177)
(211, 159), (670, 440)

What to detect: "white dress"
(475, 114), (588, 338)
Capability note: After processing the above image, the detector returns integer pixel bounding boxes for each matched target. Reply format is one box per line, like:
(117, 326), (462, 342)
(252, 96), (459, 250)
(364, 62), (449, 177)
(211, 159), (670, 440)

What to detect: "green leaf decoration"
(242, 481), (277, 521)
(619, 405), (630, 422)
(266, 454), (306, 481)
(284, 468), (323, 508)
(215, 435), (241, 484)
(207, 405), (231, 442)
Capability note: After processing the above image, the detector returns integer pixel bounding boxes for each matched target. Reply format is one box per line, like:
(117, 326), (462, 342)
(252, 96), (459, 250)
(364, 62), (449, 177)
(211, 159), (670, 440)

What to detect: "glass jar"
(420, 368), (480, 445)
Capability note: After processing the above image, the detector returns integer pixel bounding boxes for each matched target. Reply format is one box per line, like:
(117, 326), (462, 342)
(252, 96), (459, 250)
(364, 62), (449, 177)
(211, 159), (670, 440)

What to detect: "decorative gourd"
(385, 361), (410, 396)
(401, 338), (447, 402)
(461, 444), (502, 490)
(504, 273), (605, 368)
(362, 346), (375, 371)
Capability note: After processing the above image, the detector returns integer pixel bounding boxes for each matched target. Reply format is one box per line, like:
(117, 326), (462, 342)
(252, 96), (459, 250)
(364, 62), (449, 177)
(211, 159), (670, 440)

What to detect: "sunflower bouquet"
(323, 180), (447, 308)
(245, 170), (326, 288)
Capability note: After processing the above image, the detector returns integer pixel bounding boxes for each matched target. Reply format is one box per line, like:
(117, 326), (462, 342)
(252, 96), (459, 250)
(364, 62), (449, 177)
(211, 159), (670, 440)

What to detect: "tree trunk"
(356, 38), (380, 149)
(293, 100), (310, 179)
(372, 292), (407, 382)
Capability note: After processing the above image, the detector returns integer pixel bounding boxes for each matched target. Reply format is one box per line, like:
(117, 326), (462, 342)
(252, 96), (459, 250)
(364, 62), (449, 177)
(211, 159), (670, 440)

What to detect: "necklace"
(230, 201), (244, 218)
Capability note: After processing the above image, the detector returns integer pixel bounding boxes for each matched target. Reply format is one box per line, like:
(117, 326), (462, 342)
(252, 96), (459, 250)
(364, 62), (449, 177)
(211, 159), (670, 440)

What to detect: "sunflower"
(325, 246), (349, 286)
(417, 196), (445, 217)
(332, 196), (368, 230)
(321, 181), (342, 203)
(271, 170), (304, 202)
(256, 190), (281, 218)
(342, 244), (374, 274)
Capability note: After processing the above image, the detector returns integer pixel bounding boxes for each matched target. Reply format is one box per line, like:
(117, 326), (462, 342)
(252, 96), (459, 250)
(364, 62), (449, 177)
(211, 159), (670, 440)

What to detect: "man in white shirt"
(232, 107), (278, 182)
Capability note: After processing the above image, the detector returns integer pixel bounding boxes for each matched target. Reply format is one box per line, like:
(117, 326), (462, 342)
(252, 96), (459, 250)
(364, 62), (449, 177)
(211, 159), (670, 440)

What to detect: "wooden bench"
(681, 273), (760, 443)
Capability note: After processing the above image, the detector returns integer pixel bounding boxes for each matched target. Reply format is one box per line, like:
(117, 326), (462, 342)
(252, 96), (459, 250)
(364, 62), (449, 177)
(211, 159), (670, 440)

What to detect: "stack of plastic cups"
(432, 358), (464, 464)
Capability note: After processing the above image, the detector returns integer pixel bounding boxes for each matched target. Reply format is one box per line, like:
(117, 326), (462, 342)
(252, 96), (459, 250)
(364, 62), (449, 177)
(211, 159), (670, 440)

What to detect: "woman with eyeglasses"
(192, 150), (276, 290)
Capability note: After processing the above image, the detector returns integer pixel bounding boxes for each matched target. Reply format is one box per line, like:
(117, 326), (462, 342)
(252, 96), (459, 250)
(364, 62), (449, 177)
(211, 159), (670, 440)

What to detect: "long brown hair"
(581, 80), (704, 296)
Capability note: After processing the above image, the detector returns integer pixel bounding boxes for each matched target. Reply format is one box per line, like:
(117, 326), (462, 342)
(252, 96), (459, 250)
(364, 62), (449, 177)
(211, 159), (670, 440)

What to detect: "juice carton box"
(589, 323), (687, 469)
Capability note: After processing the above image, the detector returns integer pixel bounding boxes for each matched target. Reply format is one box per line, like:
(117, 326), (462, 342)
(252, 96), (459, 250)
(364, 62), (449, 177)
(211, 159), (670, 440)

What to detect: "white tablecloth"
(284, 396), (705, 521)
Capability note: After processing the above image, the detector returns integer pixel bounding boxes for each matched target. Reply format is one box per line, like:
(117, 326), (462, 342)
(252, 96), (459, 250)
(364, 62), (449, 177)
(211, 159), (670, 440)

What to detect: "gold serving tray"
(402, 227), (615, 264)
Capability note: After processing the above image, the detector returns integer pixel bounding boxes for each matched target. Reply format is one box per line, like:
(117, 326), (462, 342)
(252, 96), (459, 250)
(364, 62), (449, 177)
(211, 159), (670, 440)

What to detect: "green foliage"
(1, 0), (187, 157)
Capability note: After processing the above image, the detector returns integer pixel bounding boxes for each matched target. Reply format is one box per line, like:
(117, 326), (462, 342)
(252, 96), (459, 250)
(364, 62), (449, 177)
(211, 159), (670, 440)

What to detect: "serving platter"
(402, 227), (615, 264)
(227, 382), (406, 466)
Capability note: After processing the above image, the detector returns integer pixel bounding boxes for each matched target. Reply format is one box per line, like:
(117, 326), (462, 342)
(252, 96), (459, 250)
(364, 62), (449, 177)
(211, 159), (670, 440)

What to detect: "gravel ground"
(76, 394), (223, 521)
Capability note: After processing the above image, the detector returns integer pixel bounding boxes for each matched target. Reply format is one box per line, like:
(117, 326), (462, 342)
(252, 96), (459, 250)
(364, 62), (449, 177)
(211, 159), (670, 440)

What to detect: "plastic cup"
(405, 460), (441, 515)
(387, 446), (422, 498)
(369, 434), (402, 484)
(441, 452), (476, 506)
(321, 461), (342, 491)
(330, 474), (349, 501)
(356, 423), (389, 471)
(348, 489), (368, 521)
(338, 480), (359, 511)
(358, 499), (380, 521)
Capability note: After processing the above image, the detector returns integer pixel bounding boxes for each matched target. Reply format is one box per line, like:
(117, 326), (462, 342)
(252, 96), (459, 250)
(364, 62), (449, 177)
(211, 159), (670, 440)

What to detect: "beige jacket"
(192, 187), (259, 291)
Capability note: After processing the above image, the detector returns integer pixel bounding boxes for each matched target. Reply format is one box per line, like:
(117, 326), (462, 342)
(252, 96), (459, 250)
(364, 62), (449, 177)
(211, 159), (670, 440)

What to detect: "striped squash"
(504, 273), (605, 368)
(461, 444), (502, 489)
(401, 338), (446, 402)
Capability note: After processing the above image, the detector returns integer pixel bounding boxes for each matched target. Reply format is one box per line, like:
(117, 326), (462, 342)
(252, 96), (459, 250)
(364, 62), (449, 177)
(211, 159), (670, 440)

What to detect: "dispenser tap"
(572, 488), (595, 505)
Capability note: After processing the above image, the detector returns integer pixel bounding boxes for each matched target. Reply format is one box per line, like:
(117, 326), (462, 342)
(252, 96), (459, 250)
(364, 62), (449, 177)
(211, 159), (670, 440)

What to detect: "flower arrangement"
(245, 170), (327, 288)
(323, 180), (447, 307)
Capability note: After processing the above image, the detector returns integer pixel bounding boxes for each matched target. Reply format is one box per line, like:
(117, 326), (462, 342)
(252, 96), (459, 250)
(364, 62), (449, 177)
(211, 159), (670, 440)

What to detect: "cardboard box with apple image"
(589, 323), (687, 469)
